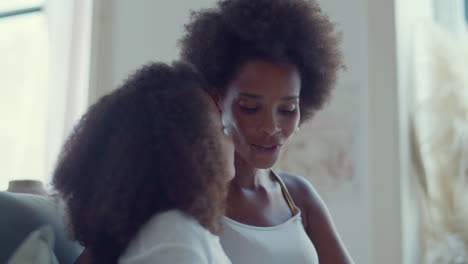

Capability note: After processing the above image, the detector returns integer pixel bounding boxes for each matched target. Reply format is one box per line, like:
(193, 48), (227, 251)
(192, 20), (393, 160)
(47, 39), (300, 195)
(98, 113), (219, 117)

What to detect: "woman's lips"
(250, 143), (282, 154)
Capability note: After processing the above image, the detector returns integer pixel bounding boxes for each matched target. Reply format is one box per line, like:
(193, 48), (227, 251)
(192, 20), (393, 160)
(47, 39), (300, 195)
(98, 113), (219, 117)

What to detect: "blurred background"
(1, 0), (467, 263)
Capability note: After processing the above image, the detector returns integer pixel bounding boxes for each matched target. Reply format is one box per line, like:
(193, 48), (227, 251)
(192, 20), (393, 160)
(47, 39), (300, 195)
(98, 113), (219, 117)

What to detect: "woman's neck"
(231, 154), (270, 190)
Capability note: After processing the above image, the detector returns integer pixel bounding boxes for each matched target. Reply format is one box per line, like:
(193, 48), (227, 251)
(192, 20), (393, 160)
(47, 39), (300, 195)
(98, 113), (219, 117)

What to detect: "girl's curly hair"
(52, 62), (228, 263)
(180, 0), (344, 123)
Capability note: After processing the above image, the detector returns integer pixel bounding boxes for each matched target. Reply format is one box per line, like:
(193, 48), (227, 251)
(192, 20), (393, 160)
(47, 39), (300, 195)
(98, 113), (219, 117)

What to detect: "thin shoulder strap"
(270, 169), (298, 216)
(74, 248), (93, 264)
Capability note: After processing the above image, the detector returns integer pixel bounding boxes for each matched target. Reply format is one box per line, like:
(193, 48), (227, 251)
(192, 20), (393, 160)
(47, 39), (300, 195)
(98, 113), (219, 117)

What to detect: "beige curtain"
(44, 0), (93, 189)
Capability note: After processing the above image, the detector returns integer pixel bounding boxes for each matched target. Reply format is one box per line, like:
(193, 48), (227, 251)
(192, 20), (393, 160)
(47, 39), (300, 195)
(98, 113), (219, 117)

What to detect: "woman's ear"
(208, 88), (228, 135)
(209, 88), (223, 113)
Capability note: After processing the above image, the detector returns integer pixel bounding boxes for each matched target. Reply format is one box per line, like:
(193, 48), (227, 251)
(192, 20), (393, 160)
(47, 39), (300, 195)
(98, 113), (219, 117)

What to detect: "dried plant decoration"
(411, 19), (468, 264)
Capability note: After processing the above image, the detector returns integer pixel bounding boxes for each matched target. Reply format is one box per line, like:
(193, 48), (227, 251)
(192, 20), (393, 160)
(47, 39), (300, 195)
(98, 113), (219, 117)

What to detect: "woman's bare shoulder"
(277, 171), (354, 264)
(276, 171), (326, 212)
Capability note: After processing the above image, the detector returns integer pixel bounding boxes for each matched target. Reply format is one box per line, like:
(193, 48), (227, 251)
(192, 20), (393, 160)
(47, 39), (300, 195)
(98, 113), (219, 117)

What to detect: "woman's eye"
(279, 105), (297, 115)
(238, 100), (259, 113)
(240, 106), (258, 113)
(280, 109), (297, 115)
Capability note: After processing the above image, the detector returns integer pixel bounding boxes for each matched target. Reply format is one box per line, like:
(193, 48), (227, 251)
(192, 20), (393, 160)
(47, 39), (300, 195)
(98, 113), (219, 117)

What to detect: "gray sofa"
(0, 191), (82, 263)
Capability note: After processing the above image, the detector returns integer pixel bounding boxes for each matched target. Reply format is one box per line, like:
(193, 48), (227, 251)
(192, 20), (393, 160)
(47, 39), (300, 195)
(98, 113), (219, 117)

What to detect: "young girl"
(180, 0), (354, 263)
(53, 62), (234, 264)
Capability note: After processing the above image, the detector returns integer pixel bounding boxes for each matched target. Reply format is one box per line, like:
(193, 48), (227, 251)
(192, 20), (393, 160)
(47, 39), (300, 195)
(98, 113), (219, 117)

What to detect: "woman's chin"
(249, 156), (279, 169)
(236, 149), (280, 169)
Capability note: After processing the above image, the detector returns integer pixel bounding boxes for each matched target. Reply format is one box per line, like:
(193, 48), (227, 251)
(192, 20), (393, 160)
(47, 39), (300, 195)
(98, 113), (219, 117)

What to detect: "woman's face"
(202, 92), (235, 182)
(220, 60), (301, 169)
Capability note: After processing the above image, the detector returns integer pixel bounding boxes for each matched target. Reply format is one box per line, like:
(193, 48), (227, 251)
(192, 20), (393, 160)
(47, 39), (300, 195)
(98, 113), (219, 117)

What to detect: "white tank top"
(220, 170), (319, 264)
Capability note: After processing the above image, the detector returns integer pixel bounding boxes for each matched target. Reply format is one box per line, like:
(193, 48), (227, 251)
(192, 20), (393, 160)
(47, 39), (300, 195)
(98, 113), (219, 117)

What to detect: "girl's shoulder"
(123, 209), (217, 255)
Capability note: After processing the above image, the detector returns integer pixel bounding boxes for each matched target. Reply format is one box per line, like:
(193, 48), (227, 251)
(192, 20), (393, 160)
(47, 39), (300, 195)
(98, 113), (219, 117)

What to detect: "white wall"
(319, 1), (421, 263)
(88, 0), (217, 103)
(366, 0), (403, 262)
(282, 1), (372, 263)
(367, 0), (422, 263)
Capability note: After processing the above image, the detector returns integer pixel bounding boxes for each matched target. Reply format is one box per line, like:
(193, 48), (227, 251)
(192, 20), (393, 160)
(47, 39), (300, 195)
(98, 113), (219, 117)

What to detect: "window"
(0, 0), (48, 190)
(465, 0), (468, 23)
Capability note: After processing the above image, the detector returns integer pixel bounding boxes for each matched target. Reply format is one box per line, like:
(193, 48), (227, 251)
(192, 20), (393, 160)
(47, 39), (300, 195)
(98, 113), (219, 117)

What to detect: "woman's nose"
(259, 113), (280, 136)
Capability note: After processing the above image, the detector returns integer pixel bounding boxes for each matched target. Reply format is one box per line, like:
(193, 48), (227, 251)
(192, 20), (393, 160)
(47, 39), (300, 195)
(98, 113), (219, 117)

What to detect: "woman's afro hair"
(180, 0), (344, 122)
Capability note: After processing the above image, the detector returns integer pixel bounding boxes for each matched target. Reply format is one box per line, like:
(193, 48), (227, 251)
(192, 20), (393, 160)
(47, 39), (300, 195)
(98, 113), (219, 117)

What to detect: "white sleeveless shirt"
(220, 171), (319, 264)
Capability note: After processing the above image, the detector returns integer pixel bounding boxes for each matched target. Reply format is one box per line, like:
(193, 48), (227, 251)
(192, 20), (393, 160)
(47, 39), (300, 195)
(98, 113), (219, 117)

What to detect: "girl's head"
(52, 62), (233, 263)
(180, 0), (343, 169)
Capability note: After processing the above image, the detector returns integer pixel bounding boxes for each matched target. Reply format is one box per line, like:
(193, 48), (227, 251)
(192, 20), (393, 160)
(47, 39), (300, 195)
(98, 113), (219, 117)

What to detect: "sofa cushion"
(0, 192), (82, 264)
(7, 225), (59, 264)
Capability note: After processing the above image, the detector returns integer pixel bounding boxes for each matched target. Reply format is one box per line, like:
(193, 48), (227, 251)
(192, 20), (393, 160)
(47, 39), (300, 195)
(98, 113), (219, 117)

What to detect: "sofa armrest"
(0, 192), (82, 264)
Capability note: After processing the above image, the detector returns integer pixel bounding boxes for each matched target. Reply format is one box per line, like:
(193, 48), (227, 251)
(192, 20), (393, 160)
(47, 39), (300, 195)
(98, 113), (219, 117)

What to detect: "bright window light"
(0, 4), (48, 190)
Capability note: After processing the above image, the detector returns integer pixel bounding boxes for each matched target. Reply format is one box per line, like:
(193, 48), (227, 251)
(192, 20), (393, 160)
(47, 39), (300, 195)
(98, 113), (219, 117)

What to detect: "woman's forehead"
(229, 60), (301, 95)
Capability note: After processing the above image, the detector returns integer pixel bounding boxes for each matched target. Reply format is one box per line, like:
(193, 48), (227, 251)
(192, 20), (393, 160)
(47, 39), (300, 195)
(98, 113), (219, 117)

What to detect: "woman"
(53, 62), (234, 264)
(180, 0), (354, 263)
